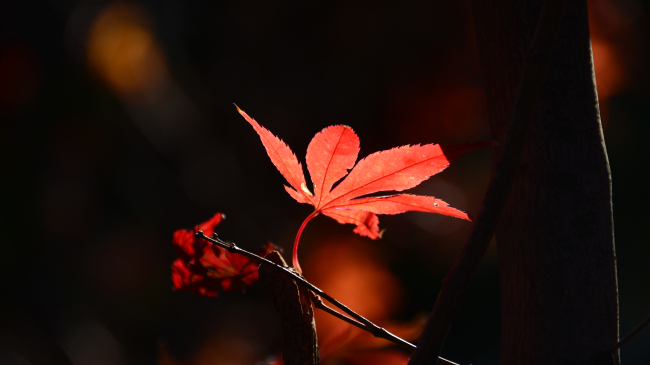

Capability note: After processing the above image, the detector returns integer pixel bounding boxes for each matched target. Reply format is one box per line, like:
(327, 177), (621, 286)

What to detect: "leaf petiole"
(293, 211), (319, 274)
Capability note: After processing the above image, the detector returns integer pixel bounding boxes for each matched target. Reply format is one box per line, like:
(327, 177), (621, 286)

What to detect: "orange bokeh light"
(591, 38), (624, 103)
(305, 238), (403, 335)
(302, 237), (415, 364)
(86, 3), (168, 99)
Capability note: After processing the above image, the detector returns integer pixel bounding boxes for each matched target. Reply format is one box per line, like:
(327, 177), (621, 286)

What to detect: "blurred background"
(0, 0), (648, 364)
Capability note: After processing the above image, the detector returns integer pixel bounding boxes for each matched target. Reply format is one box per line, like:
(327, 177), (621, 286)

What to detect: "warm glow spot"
(306, 238), (403, 325)
(86, 3), (168, 98)
(194, 335), (257, 365)
(587, 0), (637, 126)
(591, 38), (624, 102)
(303, 237), (408, 363)
(284, 230), (427, 363)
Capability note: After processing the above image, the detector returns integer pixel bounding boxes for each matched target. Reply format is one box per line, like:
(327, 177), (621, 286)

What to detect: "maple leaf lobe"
(237, 107), (312, 205)
(322, 144), (451, 208)
(306, 124), (360, 207)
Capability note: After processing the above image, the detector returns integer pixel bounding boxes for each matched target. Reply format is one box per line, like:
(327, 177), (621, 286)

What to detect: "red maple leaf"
(237, 106), (492, 273)
(171, 213), (278, 297)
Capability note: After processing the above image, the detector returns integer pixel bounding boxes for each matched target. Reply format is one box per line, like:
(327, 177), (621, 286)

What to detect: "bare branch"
(309, 292), (371, 333)
(408, 1), (568, 363)
(194, 231), (460, 365)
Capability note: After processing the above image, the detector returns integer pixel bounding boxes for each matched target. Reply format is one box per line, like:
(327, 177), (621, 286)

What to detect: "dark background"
(1, 0), (648, 364)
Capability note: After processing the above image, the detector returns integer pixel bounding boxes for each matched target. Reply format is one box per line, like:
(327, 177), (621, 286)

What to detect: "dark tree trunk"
(470, 0), (619, 364)
(259, 251), (319, 365)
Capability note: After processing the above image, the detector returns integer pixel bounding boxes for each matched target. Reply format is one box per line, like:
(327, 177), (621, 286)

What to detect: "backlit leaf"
(237, 106), (493, 270)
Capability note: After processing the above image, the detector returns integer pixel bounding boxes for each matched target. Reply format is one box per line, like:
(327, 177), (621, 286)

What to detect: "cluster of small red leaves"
(171, 213), (278, 297)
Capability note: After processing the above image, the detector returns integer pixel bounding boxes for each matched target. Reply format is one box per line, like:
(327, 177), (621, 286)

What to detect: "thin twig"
(612, 314), (650, 351)
(310, 294), (461, 365)
(195, 231), (460, 365)
(309, 293), (455, 365)
(196, 231), (408, 346)
(309, 293), (371, 333)
(407, 1), (568, 364)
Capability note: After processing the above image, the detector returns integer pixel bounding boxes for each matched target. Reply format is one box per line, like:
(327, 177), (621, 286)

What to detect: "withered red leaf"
(171, 213), (278, 297)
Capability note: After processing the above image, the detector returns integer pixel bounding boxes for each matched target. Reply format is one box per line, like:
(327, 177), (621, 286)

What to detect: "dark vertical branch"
(472, 0), (620, 364)
(408, 1), (567, 364)
(259, 251), (319, 365)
